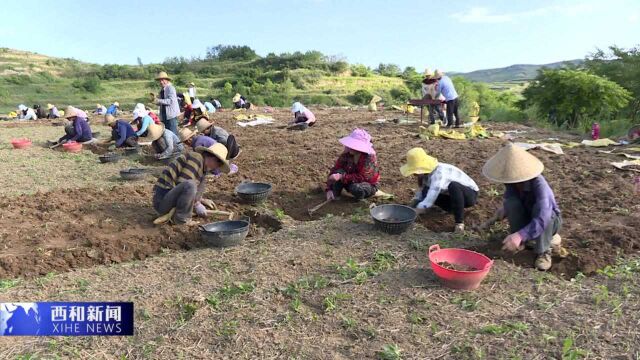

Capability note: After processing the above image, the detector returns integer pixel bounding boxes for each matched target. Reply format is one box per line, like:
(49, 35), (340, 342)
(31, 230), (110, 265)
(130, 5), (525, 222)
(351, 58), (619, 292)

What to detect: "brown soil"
(437, 261), (479, 271)
(1, 108), (639, 279)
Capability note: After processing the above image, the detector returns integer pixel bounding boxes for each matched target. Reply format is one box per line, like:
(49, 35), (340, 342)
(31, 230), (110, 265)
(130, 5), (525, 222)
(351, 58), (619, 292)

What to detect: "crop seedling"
(0, 279), (20, 290)
(377, 344), (401, 360)
(340, 315), (357, 330)
(561, 336), (587, 359)
(408, 312), (424, 325)
(323, 292), (351, 312)
(451, 294), (479, 312)
(290, 297), (302, 313)
(274, 208), (286, 220)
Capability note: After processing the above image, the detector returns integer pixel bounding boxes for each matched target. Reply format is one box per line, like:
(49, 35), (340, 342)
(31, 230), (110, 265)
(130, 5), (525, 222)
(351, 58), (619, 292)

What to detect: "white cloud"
(629, 13), (639, 23)
(451, 3), (598, 24)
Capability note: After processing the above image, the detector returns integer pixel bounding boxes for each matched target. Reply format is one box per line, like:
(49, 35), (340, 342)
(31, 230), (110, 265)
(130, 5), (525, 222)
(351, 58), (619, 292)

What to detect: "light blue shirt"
(436, 76), (458, 101)
(135, 115), (153, 137)
(204, 102), (215, 113)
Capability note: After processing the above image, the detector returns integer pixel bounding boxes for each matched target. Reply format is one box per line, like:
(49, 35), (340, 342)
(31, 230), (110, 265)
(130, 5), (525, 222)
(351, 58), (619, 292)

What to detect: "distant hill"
(453, 60), (584, 83)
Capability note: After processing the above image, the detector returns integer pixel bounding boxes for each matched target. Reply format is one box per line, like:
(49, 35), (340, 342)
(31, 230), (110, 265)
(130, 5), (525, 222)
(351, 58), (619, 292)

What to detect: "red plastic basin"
(11, 138), (32, 149)
(63, 141), (82, 153)
(428, 244), (493, 290)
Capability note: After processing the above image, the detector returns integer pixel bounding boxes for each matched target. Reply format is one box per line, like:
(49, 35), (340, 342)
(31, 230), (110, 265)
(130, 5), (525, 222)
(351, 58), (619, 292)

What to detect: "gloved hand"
(194, 202), (207, 217)
(229, 163), (238, 174)
(328, 173), (342, 183)
(326, 191), (335, 201)
(502, 232), (523, 253)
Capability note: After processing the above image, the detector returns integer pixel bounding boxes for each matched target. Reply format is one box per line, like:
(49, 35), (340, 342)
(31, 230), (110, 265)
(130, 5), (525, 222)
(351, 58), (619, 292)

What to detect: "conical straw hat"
(482, 142), (544, 183)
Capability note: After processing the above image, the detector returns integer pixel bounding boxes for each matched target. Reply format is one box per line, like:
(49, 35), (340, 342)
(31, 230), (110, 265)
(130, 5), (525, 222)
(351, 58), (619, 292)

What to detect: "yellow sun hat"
(47, 103), (54, 110)
(400, 147), (439, 177)
(232, 93), (241, 103)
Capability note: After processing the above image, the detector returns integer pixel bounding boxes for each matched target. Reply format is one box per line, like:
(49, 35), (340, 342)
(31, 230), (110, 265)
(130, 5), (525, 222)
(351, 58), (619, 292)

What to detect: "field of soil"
(0, 108), (638, 280)
(0, 108), (639, 358)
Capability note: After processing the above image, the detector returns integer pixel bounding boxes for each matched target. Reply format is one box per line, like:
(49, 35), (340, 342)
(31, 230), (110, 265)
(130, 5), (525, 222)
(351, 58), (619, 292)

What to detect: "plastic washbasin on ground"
(63, 141), (82, 153)
(428, 244), (493, 290)
(11, 138), (32, 149)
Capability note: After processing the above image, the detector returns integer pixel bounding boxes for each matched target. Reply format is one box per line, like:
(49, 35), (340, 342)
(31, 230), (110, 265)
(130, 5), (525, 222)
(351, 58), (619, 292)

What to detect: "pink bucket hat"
(339, 128), (375, 155)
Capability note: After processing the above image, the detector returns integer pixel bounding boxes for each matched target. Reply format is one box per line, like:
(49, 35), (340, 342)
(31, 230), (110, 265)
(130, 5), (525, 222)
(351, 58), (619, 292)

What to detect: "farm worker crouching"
(152, 143), (231, 225)
(204, 100), (216, 114)
(154, 71), (180, 136)
(47, 104), (60, 119)
(106, 115), (138, 149)
(326, 128), (380, 201)
(196, 119), (241, 160)
(482, 143), (565, 271)
(143, 122), (184, 159)
(54, 107), (93, 146)
(134, 103), (161, 124)
(187, 82), (196, 103)
(17, 105), (37, 120)
(33, 105), (46, 119)
(179, 128), (239, 175)
(132, 108), (154, 137)
(232, 93), (251, 109)
(400, 148), (478, 233)
(185, 99), (209, 126)
(94, 104), (107, 115)
(291, 102), (316, 126)
(106, 102), (120, 116)
(422, 68), (446, 125)
(434, 69), (461, 128)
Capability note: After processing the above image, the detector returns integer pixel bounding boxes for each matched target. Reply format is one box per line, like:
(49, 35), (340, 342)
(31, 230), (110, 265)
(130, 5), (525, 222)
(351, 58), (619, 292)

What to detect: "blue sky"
(1, 0), (638, 72)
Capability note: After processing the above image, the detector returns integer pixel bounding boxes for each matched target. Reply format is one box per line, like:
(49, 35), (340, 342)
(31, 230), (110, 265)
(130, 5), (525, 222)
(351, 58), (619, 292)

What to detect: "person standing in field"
(154, 72), (180, 136)
(421, 68), (446, 125)
(434, 69), (461, 128)
(482, 143), (567, 271)
(187, 82), (196, 103)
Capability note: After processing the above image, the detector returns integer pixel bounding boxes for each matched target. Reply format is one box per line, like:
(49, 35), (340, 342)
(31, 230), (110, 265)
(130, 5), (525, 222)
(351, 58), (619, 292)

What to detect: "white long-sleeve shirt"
(415, 163), (479, 209)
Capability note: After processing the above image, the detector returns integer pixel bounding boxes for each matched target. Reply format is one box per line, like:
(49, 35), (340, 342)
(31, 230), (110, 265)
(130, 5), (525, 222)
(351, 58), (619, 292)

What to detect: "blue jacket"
(106, 104), (118, 116)
(113, 120), (137, 147)
(70, 117), (92, 142)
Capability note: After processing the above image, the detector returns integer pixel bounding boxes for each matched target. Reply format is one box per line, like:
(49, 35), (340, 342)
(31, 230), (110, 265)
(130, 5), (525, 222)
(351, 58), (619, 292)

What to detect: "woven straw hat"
(400, 148), (438, 177)
(196, 143), (231, 174)
(141, 122), (165, 142)
(423, 68), (434, 78)
(433, 69), (444, 79)
(105, 114), (116, 126)
(482, 143), (544, 183)
(64, 106), (78, 119)
(155, 71), (172, 81)
(196, 118), (214, 133)
(179, 128), (197, 142)
(47, 103), (54, 110)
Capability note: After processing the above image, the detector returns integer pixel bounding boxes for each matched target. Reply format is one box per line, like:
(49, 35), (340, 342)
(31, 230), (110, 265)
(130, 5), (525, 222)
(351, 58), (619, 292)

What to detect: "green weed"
(451, 294), (479, 312)
(561, 336), (587, 359)
(0, 278), (20, 290)
(274, 208), (286, 220)
(377, 344), (401, 360)
(323, 292), (351, 312)
(290, 297), (302, 313)
(340, 315), (357, 330)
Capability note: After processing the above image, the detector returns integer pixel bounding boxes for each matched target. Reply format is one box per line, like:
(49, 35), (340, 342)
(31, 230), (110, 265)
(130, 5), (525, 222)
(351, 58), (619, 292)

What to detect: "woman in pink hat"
(326, 128), (380, 200)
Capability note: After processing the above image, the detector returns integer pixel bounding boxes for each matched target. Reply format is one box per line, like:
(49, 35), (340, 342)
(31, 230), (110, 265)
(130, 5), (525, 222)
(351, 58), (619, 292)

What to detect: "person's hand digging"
(501, 232), (524, 253)
(200, 199), (216, 210)
(326, 191), (335, 201)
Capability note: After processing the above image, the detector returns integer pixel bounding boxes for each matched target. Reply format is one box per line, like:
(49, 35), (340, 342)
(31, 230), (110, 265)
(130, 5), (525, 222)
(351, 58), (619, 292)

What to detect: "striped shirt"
(155, 151), (205, 190)
(416, 163), (479, 209)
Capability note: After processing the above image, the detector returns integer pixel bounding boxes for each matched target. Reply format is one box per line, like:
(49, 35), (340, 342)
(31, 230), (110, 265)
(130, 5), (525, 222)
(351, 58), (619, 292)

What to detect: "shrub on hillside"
(390, 87), (411, 102)
(351, 89), (373, 105)
(71, 76), (101, 93)
(351, 64), (372, 77)
(4, 75), (32, 85)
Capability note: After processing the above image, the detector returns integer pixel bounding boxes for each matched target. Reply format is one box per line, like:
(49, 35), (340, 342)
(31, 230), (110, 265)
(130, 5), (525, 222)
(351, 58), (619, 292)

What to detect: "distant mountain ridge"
(453, 59), (584, 83)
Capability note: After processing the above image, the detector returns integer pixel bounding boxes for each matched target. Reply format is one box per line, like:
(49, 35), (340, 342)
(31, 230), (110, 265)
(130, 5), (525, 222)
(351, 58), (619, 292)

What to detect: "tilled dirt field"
(0, 108), (639, 280)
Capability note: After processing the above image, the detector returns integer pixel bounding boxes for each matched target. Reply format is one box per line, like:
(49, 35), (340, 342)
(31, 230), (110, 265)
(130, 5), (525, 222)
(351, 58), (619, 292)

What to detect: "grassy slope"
(0, 49), (410, 113)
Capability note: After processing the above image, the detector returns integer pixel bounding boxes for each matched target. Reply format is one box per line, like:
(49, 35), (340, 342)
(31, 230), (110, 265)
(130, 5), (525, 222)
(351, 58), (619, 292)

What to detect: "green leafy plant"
(561, 336), (587, 359)
(377, 344), (401, 360)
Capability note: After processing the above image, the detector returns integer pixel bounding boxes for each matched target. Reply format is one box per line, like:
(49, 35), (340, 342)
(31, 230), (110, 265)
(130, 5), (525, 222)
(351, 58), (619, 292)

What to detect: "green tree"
(351, 64), (372, 77)
(522, 69), (632, 128)
(223, 82), (233, 95)
(351, 89), (373, 105)
(586, 45), (640, 120)
(375, 63), (401, 77)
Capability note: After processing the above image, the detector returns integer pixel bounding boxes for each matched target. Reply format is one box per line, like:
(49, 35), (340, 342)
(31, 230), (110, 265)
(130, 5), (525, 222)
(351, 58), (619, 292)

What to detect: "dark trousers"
(428, 104), (445, 124)
(423, 182), (477, 223)
(152, 181), (198, 223)
(58, 125), (91, 143)
(163, 117), (178, 136)
(446, 98), (460, 127)
(332, 181), (377, 200)
(504, 196), (562, 255)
